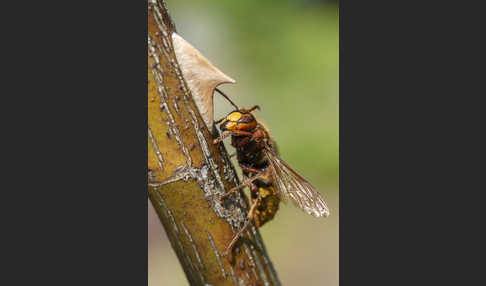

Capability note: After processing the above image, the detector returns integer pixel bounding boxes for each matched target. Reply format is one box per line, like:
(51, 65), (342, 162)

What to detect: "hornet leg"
(220, 171), (265, 201)
(223, 195), (261, 257)
(213, 130), (254, 144)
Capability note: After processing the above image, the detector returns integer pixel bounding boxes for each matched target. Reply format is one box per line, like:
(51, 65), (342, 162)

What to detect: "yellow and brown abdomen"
(253, 186), (280, 228)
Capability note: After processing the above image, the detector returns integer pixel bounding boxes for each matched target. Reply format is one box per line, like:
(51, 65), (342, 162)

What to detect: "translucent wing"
(264, 147), (330, 217)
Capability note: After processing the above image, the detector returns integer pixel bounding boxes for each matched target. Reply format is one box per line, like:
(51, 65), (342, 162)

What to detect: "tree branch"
(147, 1), (281, 285)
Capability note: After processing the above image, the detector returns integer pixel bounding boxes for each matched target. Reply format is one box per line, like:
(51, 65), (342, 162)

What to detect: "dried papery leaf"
(172, 32), (236, 130)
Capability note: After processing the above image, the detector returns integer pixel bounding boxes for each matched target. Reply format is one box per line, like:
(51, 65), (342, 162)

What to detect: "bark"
(147, 1), (281, 285)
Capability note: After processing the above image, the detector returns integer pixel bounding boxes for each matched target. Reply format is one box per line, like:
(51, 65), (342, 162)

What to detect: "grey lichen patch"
(149, 163), (247, 230)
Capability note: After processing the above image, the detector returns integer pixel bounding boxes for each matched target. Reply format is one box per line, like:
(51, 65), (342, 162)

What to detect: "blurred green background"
(149, 0), (339, 285)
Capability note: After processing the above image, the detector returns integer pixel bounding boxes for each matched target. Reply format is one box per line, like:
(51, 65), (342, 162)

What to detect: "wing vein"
(264, 148), (329, 217)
